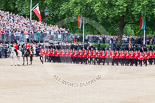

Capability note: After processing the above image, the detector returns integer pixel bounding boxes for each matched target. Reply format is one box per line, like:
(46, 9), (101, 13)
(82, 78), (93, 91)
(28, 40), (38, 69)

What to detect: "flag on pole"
(140, 12), (146, 30)
(78, 14), (82, 29)
(32, 4), (42, 22)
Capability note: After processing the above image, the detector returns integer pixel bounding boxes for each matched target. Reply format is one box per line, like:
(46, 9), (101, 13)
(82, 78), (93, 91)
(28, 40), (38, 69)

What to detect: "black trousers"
(112, 59), (115, 66)
(149, 58), (153, 65)
(106, 58), (110, 65)
(84, 57), (88, 64)
(143, 59), (147, 66)
(129, 59), (133, 66)
(102, 58), (105, 65)
(40, 56), (43, 64)
(115, 58), (119, 66)
(97, 58), (102, 65)
(139, 60), (143, 66)
(134, 59), (138, 66)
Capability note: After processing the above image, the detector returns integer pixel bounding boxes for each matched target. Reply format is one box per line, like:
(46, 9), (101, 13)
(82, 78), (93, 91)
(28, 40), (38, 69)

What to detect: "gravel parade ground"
(0, 57), (155, 103)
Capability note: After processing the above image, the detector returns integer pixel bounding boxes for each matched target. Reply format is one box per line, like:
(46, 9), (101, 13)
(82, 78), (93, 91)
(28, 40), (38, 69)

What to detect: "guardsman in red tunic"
(92, 48), (97, 65)
(88, 48), (92, 64)
(55, 48), (58, 62)
(125, 48), (130, 66)
(143, 48), (148, 66)
(40, 48), (45, 64)
(90, 48), (94, 64)
(68, 49), (72, 63)
(77, 48), (82, 64)
(119, 49), (125, 66)
(72, 48), (76, 63)
(109, 48), (113, 65)
(66, 48), (70, 63)
(115, 48), (119, 66)
(45, 48), (50, 62)
(80, 48), (85, 64)
(96, 48), (102, 65)
(101, 48), (106, 65)
(25, 39), (31, 54)
(129, 48), (134, 66)
(105, 48), (110, 65)
(148, 47), (153, 65)
(74, 48), (79, 64)
(13, 40), (18, 55)
(111, 48), (115, 66)
(56, 48), (60, 63)
(138, 49), (143, 67)
(134, 48), (139, 66)
(83, 48), (88, 64)
(52, 48), (56, 62)
(59, 49), (63, 62)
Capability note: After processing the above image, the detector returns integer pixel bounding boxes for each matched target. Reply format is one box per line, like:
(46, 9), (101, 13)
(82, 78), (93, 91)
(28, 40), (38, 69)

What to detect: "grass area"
(92, 43), (109, 48)
(146, 45), (154, 48)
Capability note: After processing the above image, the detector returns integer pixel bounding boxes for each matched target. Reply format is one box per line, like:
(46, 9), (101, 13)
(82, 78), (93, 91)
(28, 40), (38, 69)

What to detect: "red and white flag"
(33, 4), (42, 22)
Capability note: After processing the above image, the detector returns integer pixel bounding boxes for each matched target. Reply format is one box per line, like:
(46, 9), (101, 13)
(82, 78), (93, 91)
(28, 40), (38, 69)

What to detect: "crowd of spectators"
(0, 10), (69, 42)
(72, 34), (155, 45)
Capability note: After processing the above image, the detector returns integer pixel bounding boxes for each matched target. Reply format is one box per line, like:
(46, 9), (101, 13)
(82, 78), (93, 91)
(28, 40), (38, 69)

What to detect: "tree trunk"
(117, 15), (125, 46)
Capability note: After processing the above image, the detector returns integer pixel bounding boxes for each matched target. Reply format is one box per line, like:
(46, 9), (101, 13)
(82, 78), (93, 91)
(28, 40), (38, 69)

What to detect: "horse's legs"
(23, 56), (25, 65)
(18, 56), (21, 65)
(30, 56), (32, 65)
(11, 57), (13, 66)
(13, 56), (16, 66)
(26, 57), (28, 65)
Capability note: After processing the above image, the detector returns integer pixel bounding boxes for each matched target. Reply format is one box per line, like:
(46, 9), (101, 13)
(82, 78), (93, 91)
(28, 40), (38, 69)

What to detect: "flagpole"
(143, 30), (145, 45)
(30, 0), (32, 20)
(83, 17), (84, 47)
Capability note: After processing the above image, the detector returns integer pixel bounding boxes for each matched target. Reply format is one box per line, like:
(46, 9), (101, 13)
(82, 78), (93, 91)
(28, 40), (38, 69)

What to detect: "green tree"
(93, 0), (155, 45)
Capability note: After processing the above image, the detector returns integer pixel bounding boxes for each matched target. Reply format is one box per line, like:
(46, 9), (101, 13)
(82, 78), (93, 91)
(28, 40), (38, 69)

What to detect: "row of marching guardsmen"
(39, 47), (155, 66)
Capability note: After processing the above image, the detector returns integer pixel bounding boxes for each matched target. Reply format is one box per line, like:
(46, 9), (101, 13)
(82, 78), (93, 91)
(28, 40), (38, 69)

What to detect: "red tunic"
(40, 50), (45, 56)
(119, 51), (125, 59)
(106, 51), (110, 58)
(91, 50), (95, 58)
(148, 51), (153, 59)
(52, 49), (55, 56)
(96, 51), (101, 58)
(46, 50), (50, 56)
(134, 51), (139, 59)
(13, 44), (18, 50)
(129, 51), (134, 59)
(125, 51), (130, 59)
(115, 51), (119, 59)
(88, 50), (91, 58)
(101, 51), (105, 58)
(55, 50), (58, 57)
(143, 51), (148, 59)
(109, 51), (113, 58)
(138, 52), (143, 60)
(26, 43), (31, 49)
(111, 51), (115, 59)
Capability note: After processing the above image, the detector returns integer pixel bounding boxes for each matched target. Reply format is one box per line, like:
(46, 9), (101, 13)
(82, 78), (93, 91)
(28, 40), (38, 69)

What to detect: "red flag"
(33, 5), (42, 22)
(78, 14), (80, 28)
(140, 13), (143, 29)
(78, 14), (82, 29)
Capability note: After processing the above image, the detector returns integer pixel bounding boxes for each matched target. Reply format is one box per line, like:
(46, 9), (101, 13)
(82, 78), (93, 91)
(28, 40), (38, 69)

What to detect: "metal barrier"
(0, 33), (73, 43)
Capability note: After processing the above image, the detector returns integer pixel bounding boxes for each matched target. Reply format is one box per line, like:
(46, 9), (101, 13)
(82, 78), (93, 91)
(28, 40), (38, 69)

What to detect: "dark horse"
(23, 48), (33, 65)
